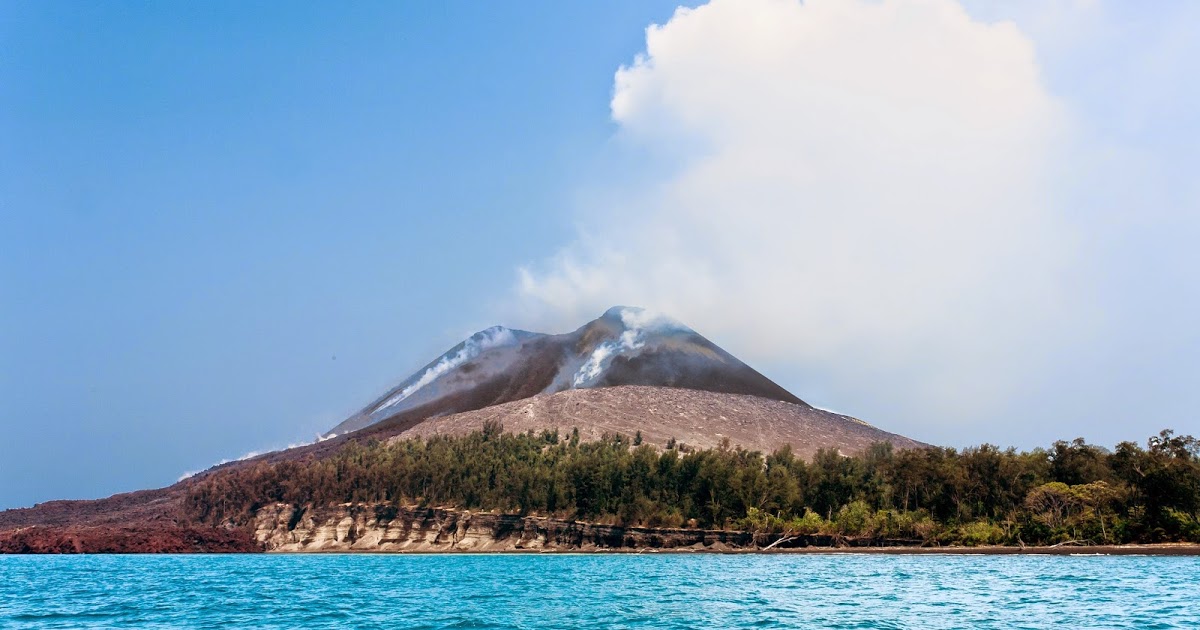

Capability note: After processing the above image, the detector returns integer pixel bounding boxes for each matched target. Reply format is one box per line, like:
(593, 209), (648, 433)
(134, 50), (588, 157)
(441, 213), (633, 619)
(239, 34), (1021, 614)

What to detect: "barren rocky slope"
(393, 385), (925, 458)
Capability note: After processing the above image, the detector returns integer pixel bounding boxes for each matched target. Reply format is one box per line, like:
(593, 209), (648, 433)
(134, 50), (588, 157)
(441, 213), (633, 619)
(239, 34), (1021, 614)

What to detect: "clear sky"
(2, 0), (1197, 510)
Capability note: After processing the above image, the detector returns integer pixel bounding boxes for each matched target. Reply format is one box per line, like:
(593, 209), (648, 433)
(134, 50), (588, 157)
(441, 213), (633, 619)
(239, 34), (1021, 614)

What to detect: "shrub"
(837, 500), (874, 536)
(787, 510), (828, 535)
(957, 520), (1005, 546)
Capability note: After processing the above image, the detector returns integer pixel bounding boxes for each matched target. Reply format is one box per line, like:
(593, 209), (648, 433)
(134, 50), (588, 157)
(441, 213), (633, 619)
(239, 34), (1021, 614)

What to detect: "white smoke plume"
(178, 437), (331, 482)
(516, 0), (1087, 439)
(372, 326), (519, 413)
(572, 307), (681, 386)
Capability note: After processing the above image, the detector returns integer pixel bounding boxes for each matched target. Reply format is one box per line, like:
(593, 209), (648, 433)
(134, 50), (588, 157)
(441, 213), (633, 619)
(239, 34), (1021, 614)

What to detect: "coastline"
(261, 543), (1200, 556)
(6, 503), (1199, 556)
(767, 543), (1200, 556)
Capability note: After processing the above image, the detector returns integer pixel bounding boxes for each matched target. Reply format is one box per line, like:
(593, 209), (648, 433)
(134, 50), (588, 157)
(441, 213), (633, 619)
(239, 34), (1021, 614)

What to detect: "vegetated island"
(3, 424), (1197, 554)
(2, 307), (1197, 554)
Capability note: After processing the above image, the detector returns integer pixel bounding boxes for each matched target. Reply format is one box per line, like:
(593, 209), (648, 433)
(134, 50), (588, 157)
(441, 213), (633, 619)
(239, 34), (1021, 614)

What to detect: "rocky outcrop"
(253, 503), (764, 552)
(250, 503), (932, 553)
(0, 503), (922, 553)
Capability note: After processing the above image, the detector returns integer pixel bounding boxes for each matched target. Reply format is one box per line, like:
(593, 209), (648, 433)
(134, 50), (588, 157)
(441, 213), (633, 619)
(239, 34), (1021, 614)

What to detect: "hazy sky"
(2, 0), (1197, 510)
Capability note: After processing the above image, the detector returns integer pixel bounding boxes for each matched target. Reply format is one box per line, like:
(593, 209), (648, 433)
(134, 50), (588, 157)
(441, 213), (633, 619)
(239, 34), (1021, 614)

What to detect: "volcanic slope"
(391, 385), (925, 459)
(330, 306), (806, 436)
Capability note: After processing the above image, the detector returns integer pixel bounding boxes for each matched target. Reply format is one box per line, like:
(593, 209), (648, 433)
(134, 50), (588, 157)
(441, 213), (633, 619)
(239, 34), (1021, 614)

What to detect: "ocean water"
(2, 554), (1197, 629)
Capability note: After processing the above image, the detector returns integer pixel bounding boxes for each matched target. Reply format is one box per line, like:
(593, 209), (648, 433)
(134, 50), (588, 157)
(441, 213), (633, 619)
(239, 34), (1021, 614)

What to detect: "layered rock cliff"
(250, 504), (932, 552)
(252, 503), (759, 552)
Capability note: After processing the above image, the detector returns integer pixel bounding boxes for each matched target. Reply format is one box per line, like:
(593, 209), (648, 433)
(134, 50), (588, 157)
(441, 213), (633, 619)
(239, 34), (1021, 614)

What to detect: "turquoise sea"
(2, 554), (1197, 628)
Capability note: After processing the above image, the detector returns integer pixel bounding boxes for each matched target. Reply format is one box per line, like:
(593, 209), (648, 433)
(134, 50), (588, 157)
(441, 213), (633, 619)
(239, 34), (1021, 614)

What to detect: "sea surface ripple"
(2, 554), (1197, 629)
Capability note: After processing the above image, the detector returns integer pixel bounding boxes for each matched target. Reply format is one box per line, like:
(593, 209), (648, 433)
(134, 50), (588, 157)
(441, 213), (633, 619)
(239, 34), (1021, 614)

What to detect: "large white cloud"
(515, 0), (1087, 439)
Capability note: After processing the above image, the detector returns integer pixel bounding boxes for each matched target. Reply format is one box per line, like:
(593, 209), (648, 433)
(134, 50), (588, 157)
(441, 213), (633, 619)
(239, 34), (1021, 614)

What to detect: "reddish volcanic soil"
(0, 487), (182, 529)
(0, 487), (262, 553)
(0, 525), (261, 554)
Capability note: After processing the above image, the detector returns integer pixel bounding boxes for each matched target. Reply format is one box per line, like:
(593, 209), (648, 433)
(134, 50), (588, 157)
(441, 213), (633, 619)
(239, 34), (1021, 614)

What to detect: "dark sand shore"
(764, 544), (1200, 556)
(267, 543), (1200, 556)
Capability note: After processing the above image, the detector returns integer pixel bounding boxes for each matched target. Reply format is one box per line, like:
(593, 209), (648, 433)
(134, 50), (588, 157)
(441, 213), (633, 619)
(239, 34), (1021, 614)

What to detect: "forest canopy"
(185, 425), (1200, 546)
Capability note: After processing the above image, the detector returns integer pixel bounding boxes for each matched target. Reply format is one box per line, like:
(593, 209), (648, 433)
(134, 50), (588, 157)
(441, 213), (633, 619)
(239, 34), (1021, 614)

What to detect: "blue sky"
(2, 0), (1198, 510)
(0, 1), (691, 509)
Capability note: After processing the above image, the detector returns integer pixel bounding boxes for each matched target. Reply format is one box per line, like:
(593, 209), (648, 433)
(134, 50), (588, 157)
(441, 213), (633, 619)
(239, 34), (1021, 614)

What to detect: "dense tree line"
(184, 424), (1200, 546)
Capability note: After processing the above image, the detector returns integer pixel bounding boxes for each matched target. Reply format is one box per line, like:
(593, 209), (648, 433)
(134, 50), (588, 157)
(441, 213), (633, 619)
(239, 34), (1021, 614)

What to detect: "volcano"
(0, 306), (927, 552)
(329, 306), (805, 436)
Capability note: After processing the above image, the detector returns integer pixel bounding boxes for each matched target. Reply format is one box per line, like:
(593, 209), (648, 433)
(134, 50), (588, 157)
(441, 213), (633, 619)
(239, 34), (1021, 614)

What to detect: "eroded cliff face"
(0, 504), (908, 553)
(252, 503), (761, 553)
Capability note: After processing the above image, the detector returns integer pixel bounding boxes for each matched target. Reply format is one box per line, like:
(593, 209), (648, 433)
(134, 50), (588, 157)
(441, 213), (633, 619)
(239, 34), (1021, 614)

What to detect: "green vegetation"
(184, 424), (1200, 546)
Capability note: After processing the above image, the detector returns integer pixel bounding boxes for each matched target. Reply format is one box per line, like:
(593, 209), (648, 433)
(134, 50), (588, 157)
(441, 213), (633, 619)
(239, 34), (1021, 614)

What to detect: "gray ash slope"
(329, 307), (924, 455)
(330, 306), (804, 436)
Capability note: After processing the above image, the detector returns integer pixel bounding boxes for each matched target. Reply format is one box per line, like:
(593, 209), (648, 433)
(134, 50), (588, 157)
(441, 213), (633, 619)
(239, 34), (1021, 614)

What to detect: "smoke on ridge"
(572, 307), (682, 386)
(371, 326), (520, 414)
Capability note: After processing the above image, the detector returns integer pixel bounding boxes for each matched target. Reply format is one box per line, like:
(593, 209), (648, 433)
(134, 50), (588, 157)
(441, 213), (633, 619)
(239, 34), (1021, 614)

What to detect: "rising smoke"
(371, 326), (520, 414)
(572, 307), (685, 386)
(514, 0), (1085, 439)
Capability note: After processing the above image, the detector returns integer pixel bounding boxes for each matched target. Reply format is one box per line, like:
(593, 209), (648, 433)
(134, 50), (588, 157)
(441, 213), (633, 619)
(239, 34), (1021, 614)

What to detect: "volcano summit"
(330, 306), (803, 435)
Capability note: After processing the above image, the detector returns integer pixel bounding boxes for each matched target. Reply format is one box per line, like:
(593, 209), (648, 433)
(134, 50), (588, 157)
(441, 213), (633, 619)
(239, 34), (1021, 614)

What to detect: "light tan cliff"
(252, 503), (762, 553)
